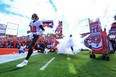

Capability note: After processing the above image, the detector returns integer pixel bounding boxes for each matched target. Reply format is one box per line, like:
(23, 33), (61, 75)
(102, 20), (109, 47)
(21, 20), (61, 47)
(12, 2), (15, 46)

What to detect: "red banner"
(89, 20), (109, 54)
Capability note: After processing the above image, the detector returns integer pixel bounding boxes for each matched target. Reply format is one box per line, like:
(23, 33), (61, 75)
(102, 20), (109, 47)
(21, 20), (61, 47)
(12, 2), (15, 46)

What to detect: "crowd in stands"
(0, 36), (31, 49)
(0, 34), (59, 50)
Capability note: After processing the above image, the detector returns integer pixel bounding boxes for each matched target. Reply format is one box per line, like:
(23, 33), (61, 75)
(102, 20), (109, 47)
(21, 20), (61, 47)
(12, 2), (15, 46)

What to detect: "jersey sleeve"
(40, 21), (43, 25)
(29, 21), (32, 26)
(38, 21), (45, 31)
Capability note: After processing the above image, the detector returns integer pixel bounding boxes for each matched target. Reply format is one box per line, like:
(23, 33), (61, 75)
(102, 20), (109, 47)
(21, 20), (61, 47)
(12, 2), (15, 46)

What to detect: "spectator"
(18, 43), (26, 54)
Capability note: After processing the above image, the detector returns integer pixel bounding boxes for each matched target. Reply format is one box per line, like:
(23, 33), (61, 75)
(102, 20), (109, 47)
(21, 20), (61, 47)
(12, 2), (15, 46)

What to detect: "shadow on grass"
(0, 67), (22, 73)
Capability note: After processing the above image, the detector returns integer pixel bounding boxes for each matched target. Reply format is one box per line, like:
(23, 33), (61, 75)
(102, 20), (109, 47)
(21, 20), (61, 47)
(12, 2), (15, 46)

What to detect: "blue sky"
(0, 0), (116, 36)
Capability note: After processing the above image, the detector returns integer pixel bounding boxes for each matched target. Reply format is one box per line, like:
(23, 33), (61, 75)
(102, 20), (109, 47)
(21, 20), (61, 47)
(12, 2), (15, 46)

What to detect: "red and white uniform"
(29, 20), (43, 35)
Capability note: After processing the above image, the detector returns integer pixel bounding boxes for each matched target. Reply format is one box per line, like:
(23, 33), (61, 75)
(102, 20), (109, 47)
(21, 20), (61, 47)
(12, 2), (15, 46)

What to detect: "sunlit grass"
(0, 51), (116, 77)
(68, 62), (76, 74)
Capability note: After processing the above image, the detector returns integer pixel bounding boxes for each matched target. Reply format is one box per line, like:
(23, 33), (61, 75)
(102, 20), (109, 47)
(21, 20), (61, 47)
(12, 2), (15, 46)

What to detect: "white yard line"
(40, 57), (55, 71)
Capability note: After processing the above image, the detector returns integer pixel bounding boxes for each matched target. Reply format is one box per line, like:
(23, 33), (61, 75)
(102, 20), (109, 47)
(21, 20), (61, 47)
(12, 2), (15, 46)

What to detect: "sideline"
(40, 57), (55, 71)
(0, 51), (40, 64)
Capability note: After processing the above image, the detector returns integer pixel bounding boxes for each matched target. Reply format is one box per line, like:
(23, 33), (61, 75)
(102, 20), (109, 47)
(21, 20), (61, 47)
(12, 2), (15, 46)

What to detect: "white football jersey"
(29, 20), (43, 35)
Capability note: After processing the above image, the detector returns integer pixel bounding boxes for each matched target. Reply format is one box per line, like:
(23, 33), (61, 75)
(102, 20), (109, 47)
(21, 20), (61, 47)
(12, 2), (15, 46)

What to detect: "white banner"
(5, 22), (19, 36)
(78, 18), (90, 34)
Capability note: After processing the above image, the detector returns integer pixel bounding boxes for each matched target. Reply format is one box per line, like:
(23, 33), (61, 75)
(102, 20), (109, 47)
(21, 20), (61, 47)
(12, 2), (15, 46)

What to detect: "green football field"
(0, 51), (116, 77)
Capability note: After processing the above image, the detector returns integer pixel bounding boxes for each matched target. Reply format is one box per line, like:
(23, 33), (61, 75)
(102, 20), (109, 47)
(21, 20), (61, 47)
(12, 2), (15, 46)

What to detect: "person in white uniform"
(57, 34), (75, 55)
(16, 13), (45, 68)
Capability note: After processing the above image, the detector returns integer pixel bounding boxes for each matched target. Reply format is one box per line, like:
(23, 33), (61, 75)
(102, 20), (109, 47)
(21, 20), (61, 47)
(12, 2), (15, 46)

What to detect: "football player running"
(16, 13), (45, 68)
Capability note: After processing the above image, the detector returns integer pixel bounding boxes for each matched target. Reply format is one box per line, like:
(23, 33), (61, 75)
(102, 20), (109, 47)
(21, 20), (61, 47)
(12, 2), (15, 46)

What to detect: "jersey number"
(30, 26), (36, 32)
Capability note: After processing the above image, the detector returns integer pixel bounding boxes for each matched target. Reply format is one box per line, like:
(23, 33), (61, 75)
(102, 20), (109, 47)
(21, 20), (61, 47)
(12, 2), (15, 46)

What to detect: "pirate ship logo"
(90, 33), (102, 49)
